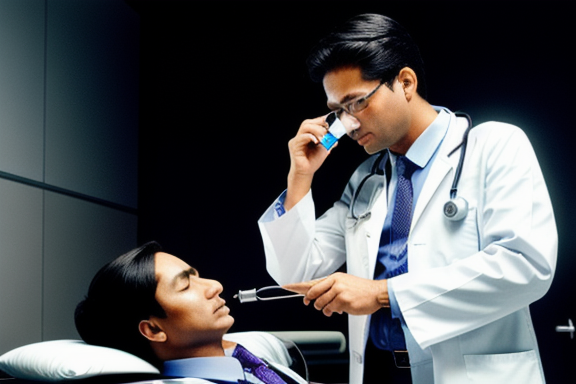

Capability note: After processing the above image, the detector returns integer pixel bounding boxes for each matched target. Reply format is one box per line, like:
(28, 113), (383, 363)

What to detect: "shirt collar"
(163, 356), (245, 382)
(404, 107), (451, 169)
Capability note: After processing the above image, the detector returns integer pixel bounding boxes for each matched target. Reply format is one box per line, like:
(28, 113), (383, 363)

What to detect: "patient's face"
(153, 252), (234, 350)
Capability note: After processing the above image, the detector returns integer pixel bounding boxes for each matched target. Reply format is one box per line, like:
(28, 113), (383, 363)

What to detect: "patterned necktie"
(389, 155), (418, 265)
(232, 344), (290, 384)
(370, 156), (419, 352)
(374, 155), (419, 279)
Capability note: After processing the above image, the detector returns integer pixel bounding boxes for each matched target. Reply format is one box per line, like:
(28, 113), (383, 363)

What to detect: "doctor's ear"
(397, 67), (418, 101)
(139, 319), (167, 343)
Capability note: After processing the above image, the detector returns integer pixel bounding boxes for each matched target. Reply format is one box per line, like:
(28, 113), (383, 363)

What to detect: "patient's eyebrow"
(172, 267), (198, 289)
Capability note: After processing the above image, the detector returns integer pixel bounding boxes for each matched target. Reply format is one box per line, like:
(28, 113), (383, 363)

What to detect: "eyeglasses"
(337, 80), (385, 117)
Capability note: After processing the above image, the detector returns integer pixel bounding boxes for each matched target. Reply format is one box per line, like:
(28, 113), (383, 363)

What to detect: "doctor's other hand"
(282, 272), (389, 317)
(285, 115), (335, 211)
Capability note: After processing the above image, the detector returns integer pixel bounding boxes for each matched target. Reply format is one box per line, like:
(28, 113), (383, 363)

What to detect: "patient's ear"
(139, 319), (167, 343)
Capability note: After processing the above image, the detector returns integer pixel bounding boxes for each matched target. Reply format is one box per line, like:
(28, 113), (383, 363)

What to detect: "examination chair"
(0, 331), (347, 384)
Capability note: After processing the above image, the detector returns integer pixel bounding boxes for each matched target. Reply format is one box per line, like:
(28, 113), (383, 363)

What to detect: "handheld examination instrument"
(233, 286), (304, 303)
(320, 112), (348, 150)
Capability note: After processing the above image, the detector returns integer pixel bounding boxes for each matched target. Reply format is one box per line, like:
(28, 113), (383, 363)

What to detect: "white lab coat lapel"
(344, 152), (390, 281)
(344, 153), (391, 383)
(365, 152), (390, 279)
(411, 115), (466, 231)
(411, 156), (452, 230)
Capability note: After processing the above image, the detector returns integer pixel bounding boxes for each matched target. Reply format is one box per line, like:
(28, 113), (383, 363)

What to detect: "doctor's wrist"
(376, 279), (390, 308)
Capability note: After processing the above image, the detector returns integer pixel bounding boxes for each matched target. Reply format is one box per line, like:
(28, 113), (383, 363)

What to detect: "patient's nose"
(203, 278), (224, 299)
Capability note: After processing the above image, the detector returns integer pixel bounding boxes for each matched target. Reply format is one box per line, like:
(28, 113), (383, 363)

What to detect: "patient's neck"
(153, 338), (237, 361)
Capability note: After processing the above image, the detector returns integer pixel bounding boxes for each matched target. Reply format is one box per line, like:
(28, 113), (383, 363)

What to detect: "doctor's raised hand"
(283, 273), (389, 317)
(285, 113), (359, 211)
(284, 115), (334, 211)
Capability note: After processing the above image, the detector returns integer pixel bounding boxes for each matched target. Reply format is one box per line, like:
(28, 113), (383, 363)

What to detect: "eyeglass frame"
(335, 79), (387, 117)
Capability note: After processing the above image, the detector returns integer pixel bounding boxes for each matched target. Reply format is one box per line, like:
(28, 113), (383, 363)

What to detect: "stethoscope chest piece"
(443, 196), (468, 221)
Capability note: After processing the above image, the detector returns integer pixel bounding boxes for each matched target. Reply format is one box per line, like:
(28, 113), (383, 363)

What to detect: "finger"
(306, 276), (334, 300)
(302, 132), (320, 146)
(282, 277), (326, 294)
(290, 132), (320, 149)
(311, 285), (337, 311)
(321, 298), (344, 317)
(308, 114), (331, 126)
(299, 116), (331, 137)
(326, 140), (339, 152)
(322, 306), (334, 317)
(282, 282), (313, 294)
(322, 304), (343, 317)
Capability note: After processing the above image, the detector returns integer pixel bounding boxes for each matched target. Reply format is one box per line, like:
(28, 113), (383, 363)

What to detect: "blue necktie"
(233, 344), (293, 384)
(370, 155), (419, 351)
(389, 155), (418, 267)
(375, 155), (418, 279)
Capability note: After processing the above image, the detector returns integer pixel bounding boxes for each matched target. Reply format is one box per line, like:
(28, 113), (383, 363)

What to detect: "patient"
(75, 241), (305, 384)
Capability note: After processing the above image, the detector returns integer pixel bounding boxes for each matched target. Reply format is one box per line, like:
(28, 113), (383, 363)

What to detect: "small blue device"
(320, 112), (347, 150)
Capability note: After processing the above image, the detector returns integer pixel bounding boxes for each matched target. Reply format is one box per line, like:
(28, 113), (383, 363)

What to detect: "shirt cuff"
(388, 281), (403, 322)
(274, 191), (287, 217)
(260, 190), (288, 222)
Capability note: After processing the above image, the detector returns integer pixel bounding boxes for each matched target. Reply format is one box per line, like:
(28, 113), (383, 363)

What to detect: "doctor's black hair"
(306, 13), (428, 99)
(74, 241), (166, 368)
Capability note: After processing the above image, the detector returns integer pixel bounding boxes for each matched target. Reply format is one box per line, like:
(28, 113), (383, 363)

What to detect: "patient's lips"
(214, 298), (228, 314)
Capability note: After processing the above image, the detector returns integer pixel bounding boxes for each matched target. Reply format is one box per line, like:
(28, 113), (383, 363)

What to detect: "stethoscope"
(443, 112), (473, 221)
(349, 111), (473, 224)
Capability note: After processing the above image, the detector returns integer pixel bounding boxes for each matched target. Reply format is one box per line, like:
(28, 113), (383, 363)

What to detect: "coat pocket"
(463, 350), (542, 384)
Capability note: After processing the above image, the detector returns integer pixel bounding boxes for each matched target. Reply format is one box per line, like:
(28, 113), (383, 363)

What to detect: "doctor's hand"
(285, 115), (335, 211)
(282, 273), (389, 317)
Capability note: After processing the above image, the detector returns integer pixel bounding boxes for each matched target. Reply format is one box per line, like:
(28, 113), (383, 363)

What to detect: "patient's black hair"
(75, 241), (166, 367)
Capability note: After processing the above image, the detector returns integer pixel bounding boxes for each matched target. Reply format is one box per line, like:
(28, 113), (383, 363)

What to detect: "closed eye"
(175, 267), (199, 291)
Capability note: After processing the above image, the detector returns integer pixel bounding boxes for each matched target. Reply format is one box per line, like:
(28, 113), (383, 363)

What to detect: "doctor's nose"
(339, 112), (361, 134)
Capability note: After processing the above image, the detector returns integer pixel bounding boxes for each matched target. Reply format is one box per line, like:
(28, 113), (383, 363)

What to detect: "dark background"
(128, 1), (575, 381)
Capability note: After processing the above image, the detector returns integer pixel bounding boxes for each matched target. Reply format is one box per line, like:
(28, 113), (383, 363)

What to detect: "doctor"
(258, 13), (557, 384)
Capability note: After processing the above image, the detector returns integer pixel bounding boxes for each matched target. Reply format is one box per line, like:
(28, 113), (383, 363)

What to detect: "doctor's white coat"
(258, 111), (557, 384)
